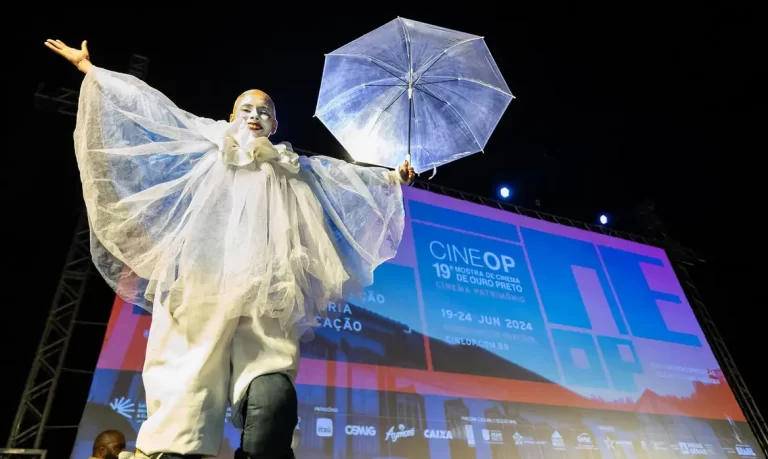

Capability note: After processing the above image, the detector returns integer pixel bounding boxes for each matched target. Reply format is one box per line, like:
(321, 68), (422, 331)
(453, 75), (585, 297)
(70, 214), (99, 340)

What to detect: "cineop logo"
(345, 425), (376, 436)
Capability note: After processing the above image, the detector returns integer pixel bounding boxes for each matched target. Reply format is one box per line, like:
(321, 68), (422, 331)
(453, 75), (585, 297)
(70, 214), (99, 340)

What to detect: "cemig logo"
(424, 429), (453, 440)
(385, 424), (415, 443)
(316, 418), (333, 437)
(345, 425), (376, 436)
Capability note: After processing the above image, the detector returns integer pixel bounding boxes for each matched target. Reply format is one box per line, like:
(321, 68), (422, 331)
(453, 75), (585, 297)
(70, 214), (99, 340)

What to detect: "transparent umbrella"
(315, 17), (514, 176)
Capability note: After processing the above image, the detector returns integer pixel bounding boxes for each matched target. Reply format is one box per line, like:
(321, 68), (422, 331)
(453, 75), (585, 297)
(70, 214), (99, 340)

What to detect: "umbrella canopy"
(315, 17), (513, 174)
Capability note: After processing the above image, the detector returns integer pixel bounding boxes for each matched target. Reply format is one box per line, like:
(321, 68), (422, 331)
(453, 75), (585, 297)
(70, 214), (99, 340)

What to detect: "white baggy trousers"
(136, 299), (300, 456)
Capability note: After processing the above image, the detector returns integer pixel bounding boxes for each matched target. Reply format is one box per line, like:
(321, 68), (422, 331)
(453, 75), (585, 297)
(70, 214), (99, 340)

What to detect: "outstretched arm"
(45, 39), (93, 74)
(45, 38), (214, 140)
(43, 41), (219, 313)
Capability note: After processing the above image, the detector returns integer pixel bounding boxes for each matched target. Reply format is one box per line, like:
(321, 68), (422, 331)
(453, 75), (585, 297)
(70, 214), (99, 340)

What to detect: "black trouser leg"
(235, 373), (297, 459)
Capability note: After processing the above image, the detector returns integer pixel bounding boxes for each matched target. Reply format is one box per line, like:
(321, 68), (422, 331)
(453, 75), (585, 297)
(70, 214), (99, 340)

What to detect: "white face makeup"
(233, 93), (276, 138)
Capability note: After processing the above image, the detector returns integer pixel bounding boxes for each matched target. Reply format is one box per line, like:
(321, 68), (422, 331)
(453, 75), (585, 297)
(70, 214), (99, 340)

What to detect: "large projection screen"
(70, 186), (763, 458)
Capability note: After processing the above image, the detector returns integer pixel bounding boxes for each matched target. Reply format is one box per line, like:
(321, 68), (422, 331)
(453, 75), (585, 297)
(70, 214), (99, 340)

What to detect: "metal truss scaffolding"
(6, 54), (150, 459)
(674, 258), (768, 454)
(33, 84), (78, 117)
(6, 213), (91, 451)
(127, 55), (150, 80)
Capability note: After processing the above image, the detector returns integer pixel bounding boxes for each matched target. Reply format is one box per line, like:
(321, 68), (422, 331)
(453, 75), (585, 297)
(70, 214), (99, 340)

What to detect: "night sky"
(5, 4), (764, 451)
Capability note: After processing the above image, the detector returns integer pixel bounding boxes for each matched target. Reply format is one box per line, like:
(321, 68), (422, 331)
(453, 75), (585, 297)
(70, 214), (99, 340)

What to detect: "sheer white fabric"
(74, 67), (405, 335)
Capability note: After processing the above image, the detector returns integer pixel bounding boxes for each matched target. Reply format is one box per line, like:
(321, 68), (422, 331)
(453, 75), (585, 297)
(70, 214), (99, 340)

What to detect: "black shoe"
(235, 448), (294, 459)
(147, 453), (203, 459)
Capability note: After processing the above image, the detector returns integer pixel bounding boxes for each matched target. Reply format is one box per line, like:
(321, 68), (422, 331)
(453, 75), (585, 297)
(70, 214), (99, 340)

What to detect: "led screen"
(70, 186), (763, 458)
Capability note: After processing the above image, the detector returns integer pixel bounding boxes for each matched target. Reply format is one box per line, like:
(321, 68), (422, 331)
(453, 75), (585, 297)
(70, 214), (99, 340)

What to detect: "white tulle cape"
(74, 67), (405, 335)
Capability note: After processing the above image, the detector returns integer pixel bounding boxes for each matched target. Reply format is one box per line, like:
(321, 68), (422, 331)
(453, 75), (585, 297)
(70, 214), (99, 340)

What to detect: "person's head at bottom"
(92, 429), (126, 459)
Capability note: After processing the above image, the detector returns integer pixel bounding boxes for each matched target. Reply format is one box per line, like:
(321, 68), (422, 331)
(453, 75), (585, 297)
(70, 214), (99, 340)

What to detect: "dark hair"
(92, 430), (125, 456)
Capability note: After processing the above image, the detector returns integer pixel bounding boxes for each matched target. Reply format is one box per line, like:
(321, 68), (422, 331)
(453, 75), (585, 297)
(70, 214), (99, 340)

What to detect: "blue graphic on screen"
(519, 227), (627, 334)
(597, 336), (643, 392)
(550, 328), (611, 389)
(598, 246), (700, 347)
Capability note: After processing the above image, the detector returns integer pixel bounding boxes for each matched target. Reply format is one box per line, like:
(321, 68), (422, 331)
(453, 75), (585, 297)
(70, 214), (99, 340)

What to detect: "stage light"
(499, 186), (511, 199)
(599, 214), (608, 225)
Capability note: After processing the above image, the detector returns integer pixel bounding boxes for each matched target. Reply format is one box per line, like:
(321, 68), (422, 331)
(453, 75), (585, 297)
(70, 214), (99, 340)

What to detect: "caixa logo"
(345, 425), (376, 436)
(423, 429), (454, 440)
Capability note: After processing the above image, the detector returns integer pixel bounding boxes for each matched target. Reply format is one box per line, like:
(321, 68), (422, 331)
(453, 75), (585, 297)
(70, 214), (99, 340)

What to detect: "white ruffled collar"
(197, 119), (300, 174)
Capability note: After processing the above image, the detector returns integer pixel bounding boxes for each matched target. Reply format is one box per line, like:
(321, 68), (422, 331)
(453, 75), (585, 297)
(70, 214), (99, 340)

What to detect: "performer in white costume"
(45, 40), (414, 459)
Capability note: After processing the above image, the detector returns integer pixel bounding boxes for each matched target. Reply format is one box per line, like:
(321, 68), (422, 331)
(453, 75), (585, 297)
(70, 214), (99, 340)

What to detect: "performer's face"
(230, 91), (277, 138)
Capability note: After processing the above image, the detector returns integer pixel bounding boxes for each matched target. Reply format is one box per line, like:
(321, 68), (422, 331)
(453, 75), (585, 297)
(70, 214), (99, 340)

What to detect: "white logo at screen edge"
(109, 397), (135, 419)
